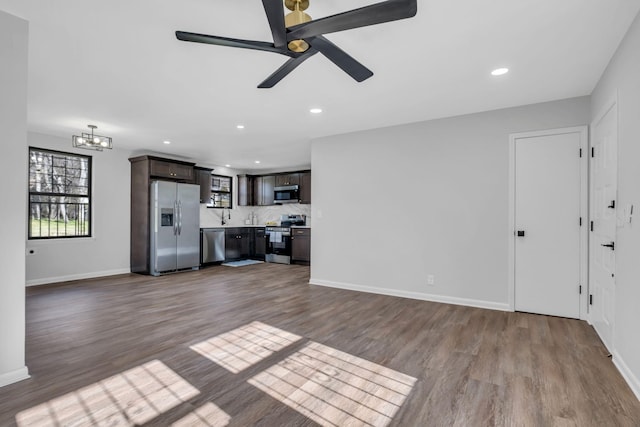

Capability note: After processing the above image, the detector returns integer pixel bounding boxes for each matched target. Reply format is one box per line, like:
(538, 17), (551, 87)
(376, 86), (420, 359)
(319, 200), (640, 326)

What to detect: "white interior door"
(589, 101), (617, 352)
(512, 129), (585, 318)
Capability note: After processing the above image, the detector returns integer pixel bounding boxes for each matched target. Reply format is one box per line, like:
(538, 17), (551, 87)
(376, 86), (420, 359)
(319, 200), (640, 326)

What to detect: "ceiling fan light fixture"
(288, 39), (310, 53)
(72, 124), (113, 151)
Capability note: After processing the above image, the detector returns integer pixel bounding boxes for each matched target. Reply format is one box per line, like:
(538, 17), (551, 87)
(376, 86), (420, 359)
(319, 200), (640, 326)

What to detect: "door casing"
(508, 126), (589, 318)
(588, 95), (618, 351)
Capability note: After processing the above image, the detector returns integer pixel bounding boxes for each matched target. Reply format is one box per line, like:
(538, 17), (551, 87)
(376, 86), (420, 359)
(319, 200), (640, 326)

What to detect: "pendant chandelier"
(72, 125), (112, 151)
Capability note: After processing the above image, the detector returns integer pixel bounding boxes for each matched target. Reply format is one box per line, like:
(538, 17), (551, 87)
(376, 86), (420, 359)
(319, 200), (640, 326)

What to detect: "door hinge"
(590, 221), (594, 232)
(579, 285), (582, 294)
(589, 294), (593, 305)
(579, 217), (582, 226)
(579, 148), (583, 158)
(591, 147), (595, 157)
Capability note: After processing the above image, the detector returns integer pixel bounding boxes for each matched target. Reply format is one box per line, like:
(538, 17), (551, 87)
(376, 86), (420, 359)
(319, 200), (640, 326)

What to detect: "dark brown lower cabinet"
(252, 227), (266, 260)
(291, 228), (311, 264)
(225, 228), (251, 260)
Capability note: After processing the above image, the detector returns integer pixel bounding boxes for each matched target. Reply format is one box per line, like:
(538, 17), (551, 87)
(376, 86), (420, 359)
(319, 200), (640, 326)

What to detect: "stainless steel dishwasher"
(200, 228), (225, 264)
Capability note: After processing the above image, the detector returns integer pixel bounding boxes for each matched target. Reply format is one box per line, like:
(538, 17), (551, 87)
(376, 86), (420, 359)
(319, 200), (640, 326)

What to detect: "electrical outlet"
(427, 275), (435, 286)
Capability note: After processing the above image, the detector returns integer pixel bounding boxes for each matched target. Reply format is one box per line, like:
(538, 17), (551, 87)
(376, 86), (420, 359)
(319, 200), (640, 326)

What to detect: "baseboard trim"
(0, 366), (30, 388)
(26, 268), (131, 287)
(309, 278), (511, 312)
(612, 350), (640, 401)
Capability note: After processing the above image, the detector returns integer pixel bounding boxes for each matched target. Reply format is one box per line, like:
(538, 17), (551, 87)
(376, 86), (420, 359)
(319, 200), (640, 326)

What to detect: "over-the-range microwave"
(274, 185), (299, 203)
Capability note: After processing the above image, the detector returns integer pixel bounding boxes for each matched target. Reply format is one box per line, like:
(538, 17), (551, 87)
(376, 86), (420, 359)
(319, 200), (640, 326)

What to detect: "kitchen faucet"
(221, 208), (230, 225)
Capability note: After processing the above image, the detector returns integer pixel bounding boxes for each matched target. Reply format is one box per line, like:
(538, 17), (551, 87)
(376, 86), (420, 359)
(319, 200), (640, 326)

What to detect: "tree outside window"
(28, 148), (92, 239)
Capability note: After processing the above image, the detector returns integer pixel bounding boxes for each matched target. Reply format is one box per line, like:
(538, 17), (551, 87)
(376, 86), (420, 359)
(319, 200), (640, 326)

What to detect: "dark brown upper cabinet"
(149, 158), (194, 181)
(275, 173), (300, 187)
(238, 175), (253, 206)
(252, 175), (275, 206)
(194, 166), (213, 204)
(299, 172), (311, 204)
(238, 170), (309, 206)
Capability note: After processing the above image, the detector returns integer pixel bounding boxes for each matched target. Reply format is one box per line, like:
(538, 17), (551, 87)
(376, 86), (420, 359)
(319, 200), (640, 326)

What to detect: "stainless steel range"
(265, 215), (306, 264)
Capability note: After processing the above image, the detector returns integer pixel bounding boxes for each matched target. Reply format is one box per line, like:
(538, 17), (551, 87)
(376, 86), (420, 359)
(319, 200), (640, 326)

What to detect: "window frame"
(28, 147), (93, 240)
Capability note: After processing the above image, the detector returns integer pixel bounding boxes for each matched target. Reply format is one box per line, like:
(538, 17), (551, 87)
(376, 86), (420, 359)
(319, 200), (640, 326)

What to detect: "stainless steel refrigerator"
(150, 181), (200, 276)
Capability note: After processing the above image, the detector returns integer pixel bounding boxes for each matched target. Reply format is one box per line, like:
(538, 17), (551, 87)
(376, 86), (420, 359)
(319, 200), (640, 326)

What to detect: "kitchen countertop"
(201, 225), (310, 229)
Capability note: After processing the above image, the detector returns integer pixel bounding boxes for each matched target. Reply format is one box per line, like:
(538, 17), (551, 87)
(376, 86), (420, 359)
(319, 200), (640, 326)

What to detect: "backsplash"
(200, 203), (311, 228)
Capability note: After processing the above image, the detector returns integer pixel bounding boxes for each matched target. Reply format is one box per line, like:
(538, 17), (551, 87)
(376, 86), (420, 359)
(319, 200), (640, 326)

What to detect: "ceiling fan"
(176, 0), (417, 88)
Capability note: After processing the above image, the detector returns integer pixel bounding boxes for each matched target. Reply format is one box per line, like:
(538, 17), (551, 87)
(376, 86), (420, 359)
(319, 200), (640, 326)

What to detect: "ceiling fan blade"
(287, 0), (417, 40)
(262, 0), (287, 48)
(176, 31), (293, 56)
(310, 36), (373, 82)
(258, 49), (318, 88)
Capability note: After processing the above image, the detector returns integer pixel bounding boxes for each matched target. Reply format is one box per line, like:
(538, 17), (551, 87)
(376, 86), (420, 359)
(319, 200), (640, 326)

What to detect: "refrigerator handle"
(178, 200), (183, 235)
(173, 201), (178, 236)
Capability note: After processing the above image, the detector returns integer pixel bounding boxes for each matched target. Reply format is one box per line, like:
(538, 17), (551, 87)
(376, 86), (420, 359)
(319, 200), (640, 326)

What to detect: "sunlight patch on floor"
(190, 321), (302, 374)
(172, 402), (231, 427)
(15, 360), (199, 427)
(248, 341), (417, 427)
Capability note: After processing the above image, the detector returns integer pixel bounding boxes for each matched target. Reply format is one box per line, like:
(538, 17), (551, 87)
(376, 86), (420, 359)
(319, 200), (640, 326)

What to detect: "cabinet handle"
(601, 242), (615, 250)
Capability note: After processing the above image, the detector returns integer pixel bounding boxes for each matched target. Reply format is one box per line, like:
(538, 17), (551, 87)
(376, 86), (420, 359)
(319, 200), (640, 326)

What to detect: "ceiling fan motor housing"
(285, 0), (311, 52)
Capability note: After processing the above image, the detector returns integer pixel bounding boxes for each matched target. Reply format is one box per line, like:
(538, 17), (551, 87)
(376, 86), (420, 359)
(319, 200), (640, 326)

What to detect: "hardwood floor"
(1, 263), (639, 426)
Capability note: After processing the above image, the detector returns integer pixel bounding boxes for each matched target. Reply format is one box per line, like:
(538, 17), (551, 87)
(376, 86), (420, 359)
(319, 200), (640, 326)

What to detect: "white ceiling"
(1, 0), (639, 171)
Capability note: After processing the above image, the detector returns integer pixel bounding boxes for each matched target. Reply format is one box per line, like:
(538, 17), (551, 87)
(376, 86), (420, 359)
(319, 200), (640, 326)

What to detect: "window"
(28, 147), (92, 239)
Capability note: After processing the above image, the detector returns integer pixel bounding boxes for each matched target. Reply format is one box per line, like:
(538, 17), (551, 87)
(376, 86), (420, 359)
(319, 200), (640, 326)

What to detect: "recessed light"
(236, 125), (245, 129)
(309, 108), (323, 114)
(225, 164), (231, 168)
(255, 160), (261, 164)
(491, 67), (509, 76)
(163, 140), (171, 145)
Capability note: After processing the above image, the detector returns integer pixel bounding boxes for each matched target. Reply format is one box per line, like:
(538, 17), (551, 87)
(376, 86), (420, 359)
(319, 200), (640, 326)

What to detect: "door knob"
(601, 242), (615, 250)
(516, 230), (525, 237)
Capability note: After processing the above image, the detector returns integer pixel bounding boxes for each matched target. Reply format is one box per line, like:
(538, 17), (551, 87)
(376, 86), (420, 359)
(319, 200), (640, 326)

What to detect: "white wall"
(26, 132), (132, 285)
(310, 97), (589, 310)
(591, 11), (640, 399)
(0, 10), (29, 387)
